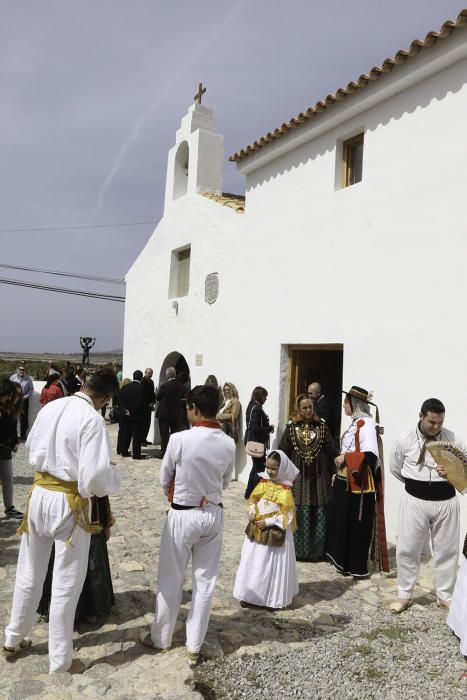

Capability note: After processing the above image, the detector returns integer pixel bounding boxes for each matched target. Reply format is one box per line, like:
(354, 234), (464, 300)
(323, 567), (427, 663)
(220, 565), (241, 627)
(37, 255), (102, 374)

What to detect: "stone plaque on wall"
(205, 273), (219, 304)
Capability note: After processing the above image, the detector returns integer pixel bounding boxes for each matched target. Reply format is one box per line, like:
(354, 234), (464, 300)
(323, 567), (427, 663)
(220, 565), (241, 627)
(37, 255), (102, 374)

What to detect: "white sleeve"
(160, 437), (178, 496)
(78, 423), (121, 498)
(222, 443), (235, 489)
(390, 437), (405, 482)
(264, 513), (286, 530)
(359, 420), (379, 456)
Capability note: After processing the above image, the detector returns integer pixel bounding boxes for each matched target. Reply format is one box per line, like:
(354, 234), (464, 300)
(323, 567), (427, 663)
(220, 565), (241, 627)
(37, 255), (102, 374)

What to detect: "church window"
(173, 141), (189, 200)
(168, 246), (191, 298)
(342, 133), (364, 187)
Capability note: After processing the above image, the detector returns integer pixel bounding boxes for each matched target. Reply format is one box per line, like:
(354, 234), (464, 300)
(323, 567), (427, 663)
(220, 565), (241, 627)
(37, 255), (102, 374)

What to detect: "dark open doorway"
(287, 344), (343, 439)
(158, 351), (190, 388)
(153, 351), (191, 447)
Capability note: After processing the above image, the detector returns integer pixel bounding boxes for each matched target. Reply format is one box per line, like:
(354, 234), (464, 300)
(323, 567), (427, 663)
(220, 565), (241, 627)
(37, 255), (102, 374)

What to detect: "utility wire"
(0, 221), (155, 233)
(0, 263), (124, 285)
(0, 276), (125, 302)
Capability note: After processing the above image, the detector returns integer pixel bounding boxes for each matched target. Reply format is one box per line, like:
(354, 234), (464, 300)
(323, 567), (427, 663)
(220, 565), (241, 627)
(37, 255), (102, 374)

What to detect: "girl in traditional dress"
(234, 450), (299, 609)
(326, 386), (380, 578)
(279, 394), (337, 562)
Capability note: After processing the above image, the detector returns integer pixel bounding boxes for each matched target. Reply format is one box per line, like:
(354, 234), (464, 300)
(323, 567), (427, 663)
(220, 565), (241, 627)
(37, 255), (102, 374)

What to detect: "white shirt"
(161, 425), (235, 506)
(26, 392), (121, 498)
(390, 424), (455, 483)
(341, 415), (379, 457)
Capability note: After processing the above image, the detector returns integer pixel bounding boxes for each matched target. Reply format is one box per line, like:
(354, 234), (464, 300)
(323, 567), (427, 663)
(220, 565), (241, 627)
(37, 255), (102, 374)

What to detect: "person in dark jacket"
(307, 382), (333, 431)
(156, 367), (183, 457)
(0, 378), (23, 519)
(244, 386), (274, 499)
(141, 368), (156, 446)
(118, 370), (146, 460)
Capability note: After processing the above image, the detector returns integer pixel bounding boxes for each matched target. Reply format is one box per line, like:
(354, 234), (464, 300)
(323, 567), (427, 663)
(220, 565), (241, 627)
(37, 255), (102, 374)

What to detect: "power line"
(0, 263), (124, 285)
(0, 276), (125, 302)
(0, 220), (156, 233)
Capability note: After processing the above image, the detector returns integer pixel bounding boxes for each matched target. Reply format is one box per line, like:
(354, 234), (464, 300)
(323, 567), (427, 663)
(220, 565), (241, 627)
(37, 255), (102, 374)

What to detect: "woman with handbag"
(216, 383), (241, 441)
(244, 386), (274, 499)
(279, 394), (337, 562)
(234, 450), (299, 609)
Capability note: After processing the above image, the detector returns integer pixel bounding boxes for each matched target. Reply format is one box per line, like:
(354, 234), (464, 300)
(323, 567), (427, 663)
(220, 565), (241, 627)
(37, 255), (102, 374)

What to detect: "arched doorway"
(153, 351), (191, 447)
(158, 351), (190, 388)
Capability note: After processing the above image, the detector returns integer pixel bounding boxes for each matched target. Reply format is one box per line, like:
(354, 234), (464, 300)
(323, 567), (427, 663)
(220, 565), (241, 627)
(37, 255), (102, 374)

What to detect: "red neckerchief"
(260, 478), (291, 490)
(195, 419), (222, 429)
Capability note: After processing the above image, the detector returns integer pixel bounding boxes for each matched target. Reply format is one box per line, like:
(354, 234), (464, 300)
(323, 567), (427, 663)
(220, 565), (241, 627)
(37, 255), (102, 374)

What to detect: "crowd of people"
(0, 363), (465, 679)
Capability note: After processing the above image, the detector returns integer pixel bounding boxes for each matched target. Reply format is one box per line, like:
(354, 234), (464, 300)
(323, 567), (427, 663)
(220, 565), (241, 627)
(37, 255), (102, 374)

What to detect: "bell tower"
(164, 84), (224, 212)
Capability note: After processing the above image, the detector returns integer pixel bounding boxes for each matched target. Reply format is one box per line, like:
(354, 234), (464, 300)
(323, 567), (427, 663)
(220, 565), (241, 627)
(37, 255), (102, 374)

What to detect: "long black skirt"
(37, 531), (114, 623)
(325, 475), (376, 578)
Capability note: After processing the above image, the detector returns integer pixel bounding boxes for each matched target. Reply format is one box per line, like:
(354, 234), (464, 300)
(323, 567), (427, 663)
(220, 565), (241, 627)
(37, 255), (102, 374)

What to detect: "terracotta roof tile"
(201, 192), (245, 212)
(229, 9), (467, 163)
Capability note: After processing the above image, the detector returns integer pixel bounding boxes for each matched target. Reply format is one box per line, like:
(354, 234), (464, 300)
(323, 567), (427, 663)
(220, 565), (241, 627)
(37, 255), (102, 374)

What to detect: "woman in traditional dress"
(234, 450), (299, 609)
(279, 394), (337, 562)
(447, 532), (467, 675)
(326, 386), (380, 578)
(38, 496), (115, 623)
(216, 382), (241, 441)
(244, 387), (274, 499)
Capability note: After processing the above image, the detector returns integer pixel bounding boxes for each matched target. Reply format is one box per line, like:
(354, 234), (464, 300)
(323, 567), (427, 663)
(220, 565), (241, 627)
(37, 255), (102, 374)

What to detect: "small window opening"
(168, 246), (191, 298)
(342, 133), (364, 187)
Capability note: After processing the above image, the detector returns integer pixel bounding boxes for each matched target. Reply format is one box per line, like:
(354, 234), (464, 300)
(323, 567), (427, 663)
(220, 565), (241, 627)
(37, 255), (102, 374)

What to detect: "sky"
(0, 0), (463, 353)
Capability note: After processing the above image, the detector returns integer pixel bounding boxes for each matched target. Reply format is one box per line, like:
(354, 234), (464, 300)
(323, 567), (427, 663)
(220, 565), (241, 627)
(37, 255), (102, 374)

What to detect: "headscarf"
(259, 449), (299, 487)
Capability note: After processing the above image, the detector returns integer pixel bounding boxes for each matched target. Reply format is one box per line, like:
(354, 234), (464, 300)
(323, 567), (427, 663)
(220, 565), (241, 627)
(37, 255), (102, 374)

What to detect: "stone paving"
(0, 424), (464, 698)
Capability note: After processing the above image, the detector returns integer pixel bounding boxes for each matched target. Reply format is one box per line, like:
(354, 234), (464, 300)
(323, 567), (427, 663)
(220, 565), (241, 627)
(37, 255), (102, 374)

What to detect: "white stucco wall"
(124, 35), (467, 550)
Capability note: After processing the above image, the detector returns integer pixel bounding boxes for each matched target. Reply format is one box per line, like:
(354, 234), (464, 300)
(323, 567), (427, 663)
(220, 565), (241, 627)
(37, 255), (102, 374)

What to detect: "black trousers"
(143, 409), (152, 442)
(20, 398), (29, 438)
(159, 419), (180, 456)
(244, 456), (265, 499)
(119, 418), (145, 458)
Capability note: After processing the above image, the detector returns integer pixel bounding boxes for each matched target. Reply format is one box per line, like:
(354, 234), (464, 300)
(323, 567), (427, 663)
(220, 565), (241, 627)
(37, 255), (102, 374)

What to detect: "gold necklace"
(289, 421), (325, 462)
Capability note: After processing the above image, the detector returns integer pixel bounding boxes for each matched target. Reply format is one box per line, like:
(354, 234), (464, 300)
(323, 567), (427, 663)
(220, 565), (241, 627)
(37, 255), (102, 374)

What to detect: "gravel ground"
(194, 605), (467, 699)
(2, 431), (467, 699)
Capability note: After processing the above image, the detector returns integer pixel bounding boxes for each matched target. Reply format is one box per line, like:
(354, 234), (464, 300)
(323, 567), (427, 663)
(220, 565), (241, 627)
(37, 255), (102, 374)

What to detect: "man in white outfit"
(390, 398), (458, 613)
(3, 367), (121, 673)
(141, 385), (235, 663)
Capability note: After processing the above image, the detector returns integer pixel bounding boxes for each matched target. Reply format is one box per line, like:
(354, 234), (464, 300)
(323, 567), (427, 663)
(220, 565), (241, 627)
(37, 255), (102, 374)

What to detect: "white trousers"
(396, 491), (459, 602)
(4, 487), (90, 672)
(151, 505), (224, 652)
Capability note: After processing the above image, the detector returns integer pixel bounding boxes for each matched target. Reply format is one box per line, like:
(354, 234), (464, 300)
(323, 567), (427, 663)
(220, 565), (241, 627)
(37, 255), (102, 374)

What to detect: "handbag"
(245, 405), (265, 458)
(244, 520), (285, 547)
(245, 441), (265, 457)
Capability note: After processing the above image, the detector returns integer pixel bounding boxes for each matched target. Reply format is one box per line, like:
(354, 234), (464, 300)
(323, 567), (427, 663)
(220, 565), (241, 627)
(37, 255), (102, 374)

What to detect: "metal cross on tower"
(194, 82), (206, 104)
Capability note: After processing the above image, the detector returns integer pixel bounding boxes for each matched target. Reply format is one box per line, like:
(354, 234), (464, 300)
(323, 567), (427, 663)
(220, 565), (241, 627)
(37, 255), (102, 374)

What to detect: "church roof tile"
(229, 9), (467, 163)
(201, 192), (245, 212)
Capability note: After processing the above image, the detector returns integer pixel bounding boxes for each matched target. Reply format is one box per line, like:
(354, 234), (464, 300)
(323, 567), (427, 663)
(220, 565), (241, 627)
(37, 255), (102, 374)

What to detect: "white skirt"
(233, 528), (299, 609)
(447, 556), (467, 656)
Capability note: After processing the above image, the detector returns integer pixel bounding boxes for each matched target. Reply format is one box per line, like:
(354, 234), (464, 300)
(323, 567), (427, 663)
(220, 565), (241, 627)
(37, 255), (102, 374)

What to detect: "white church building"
(123, 11), (467, 547)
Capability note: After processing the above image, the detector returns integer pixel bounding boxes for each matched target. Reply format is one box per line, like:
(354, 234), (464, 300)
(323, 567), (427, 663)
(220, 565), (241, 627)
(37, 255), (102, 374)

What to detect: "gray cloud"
(0, 0), (462, 352)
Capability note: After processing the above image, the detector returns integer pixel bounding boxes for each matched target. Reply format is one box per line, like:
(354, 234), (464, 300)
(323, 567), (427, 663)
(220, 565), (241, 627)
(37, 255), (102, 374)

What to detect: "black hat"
(342, 386), (372, 403)
(342, 386), (381, 424)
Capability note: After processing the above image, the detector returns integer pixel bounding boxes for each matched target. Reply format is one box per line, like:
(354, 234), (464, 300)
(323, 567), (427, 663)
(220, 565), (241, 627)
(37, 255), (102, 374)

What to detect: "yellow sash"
(17, 471), (102, 546)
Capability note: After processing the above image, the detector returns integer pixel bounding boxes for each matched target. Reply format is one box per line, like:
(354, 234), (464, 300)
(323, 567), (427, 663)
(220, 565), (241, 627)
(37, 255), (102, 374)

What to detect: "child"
(234, 449), (299, 609)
